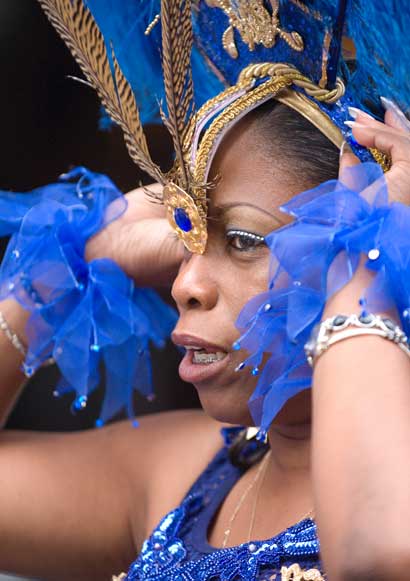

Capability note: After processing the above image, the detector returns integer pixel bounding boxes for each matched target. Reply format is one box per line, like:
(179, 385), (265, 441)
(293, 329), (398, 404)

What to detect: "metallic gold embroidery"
(319, 31), (332, 89)
(281, 563), (325, 580)
(163, 183), (208, 254)
(205, 0), (304, 59)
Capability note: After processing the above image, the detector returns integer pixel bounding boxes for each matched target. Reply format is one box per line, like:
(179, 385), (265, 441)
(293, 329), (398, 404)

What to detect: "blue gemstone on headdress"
(174, 208), (192, 232)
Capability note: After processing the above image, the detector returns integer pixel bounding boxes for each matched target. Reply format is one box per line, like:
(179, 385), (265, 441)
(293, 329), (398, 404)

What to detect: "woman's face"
(171, 115), (310, 426)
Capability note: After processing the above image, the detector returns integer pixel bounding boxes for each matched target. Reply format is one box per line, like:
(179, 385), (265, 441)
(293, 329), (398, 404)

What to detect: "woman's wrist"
(322, 258), (398, 323)
(0, 298), (29, 352)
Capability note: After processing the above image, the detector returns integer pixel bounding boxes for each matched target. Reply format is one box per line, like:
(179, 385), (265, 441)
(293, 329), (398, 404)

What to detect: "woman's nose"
(171, 253), (218, 312)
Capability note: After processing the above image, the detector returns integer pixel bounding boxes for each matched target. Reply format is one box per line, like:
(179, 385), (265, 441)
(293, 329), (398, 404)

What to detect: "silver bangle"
(0, 309), (27, 357)
(304, 313), (410, 367)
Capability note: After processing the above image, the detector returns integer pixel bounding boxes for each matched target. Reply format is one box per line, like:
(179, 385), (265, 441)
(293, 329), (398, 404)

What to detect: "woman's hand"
(85, 183), (184, 286)
(314, 100), (410, 580)
(343, 98), (410, 203)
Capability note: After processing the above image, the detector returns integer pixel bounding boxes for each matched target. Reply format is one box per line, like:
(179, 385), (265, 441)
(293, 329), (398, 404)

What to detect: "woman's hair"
(230, 100), (340, 469)
(247, 99), (340, 188)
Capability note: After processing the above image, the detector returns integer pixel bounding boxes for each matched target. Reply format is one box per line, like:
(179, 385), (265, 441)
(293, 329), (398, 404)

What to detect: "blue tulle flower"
(0, 167), (177, 424)
(235, 162), (410, 433)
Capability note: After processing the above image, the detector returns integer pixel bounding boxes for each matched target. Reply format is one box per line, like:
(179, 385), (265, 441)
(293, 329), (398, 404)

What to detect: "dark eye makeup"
(226, 229), (266, 252)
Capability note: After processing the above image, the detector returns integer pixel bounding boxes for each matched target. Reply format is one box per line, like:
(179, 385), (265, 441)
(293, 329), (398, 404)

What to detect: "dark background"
(1, 0), (199, 431)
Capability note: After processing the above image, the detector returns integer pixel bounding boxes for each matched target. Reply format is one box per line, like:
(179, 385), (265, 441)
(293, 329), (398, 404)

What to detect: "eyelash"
(226, 229), (266, 252)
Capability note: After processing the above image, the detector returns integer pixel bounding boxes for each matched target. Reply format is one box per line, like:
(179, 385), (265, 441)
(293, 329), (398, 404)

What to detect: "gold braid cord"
(37, 0), (165, 185)
(161, 0), (196, 191)
(193, 75), (293, 189)
(239, 63), (345, 104)
(183, 81), (253, 154)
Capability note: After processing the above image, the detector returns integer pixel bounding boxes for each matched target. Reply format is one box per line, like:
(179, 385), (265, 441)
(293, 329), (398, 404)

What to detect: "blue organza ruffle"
(0, 168), (177, 425)
(235, 162), (410, 435)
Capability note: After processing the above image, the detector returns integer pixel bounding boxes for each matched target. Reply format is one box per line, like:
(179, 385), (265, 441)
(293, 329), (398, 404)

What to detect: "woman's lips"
(171, 332), (233, 385)
(178, 348), (232, 384)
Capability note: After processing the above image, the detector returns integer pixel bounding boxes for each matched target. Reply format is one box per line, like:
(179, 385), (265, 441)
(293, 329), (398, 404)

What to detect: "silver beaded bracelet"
(0, 309), (27, 357)
(304, 313), (410, 367)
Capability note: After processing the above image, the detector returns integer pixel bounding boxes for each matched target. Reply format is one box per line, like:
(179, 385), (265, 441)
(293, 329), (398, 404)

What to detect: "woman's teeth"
(191, 349), (227, 364)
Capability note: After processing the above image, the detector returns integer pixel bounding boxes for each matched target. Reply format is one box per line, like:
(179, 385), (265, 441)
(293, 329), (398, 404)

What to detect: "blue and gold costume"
(123, 429), (322, 581)
(0, 1), (409, 579)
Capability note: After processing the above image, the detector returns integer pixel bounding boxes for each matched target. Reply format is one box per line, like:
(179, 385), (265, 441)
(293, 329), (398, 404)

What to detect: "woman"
(0, 1), (409, 580)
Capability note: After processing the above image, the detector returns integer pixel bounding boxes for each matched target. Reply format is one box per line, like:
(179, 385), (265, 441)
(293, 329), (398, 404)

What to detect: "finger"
(380, 97), (410, 134)
(345, 118), (405, 139)
(345, 106), (410, 142)
(338, 141), (361, 185)
(346, 122), (410, 164)
(347, 107), (383, 128)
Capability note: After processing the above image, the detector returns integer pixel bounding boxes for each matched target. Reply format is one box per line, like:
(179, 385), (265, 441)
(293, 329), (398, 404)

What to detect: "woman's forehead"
(209, 150), (292, 214)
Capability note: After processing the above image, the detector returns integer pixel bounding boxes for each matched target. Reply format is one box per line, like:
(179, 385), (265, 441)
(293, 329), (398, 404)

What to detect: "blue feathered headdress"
(83, 0), (409, 126)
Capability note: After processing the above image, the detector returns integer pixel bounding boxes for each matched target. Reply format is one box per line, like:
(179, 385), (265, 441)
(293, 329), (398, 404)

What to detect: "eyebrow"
(210, 202), (284, 225)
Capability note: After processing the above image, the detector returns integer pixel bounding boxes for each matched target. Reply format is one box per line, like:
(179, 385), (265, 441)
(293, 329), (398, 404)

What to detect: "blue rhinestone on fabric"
(174, 207), (193, 232)
(124, 429), (323, 580)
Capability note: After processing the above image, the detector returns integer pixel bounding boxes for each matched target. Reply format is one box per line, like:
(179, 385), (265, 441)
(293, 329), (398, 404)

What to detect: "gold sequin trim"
(281, 563), (325, 580)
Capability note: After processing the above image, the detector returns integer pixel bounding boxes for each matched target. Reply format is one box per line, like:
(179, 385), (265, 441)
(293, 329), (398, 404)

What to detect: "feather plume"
(161, 0), (195, 190)
(345, 0), (410, 115)
(37, 0), (165, 184)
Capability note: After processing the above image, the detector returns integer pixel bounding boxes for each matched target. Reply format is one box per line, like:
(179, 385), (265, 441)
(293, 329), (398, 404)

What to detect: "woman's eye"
(226, 230), (266, 252)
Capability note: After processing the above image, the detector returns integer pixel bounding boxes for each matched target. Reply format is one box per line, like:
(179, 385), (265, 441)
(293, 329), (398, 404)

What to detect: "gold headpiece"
(38, 0), (391, 256)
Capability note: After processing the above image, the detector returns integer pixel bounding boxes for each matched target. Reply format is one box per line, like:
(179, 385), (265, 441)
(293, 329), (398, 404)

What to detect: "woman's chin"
(195, 385), (254, 426)
(197, 385), (312, 429)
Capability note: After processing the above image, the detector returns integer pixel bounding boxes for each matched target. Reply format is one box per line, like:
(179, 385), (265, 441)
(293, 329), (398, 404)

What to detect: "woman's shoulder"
(108, 410), (229, 545)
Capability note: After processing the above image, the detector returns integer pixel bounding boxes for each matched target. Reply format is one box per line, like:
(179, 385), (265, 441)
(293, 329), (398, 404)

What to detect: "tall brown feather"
(37, 0), (165, 186)
(161, 0), (195, 191)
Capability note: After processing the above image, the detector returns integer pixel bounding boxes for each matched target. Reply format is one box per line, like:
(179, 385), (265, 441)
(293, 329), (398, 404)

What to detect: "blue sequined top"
(124, 428), (323, 580)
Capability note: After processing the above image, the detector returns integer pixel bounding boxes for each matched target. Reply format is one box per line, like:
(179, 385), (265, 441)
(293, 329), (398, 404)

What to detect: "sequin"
(124, 428), (323, 580)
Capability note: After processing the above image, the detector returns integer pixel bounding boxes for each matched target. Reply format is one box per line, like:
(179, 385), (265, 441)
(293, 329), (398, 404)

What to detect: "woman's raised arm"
(0, 183), (209, 580)
(312, 110), (410, 580)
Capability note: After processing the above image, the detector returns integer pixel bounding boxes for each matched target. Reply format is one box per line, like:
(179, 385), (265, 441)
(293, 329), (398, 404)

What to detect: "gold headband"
(38, 0), (391, 257)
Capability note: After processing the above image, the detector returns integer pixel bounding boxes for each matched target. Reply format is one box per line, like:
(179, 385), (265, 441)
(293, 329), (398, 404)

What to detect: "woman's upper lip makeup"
(171, 332), (229, 353)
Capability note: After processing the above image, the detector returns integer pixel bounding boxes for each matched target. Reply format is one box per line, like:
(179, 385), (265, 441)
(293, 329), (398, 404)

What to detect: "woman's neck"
(267, 421), (311, 472)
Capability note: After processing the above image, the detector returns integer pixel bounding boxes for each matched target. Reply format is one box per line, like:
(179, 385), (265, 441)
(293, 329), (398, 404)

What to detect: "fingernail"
(348, 107), (374, 121)
(381, 96), (398, 111)
(380, 96), (410, 132)
(339, 140), (353, 158)
(344, 120), (368, 130)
